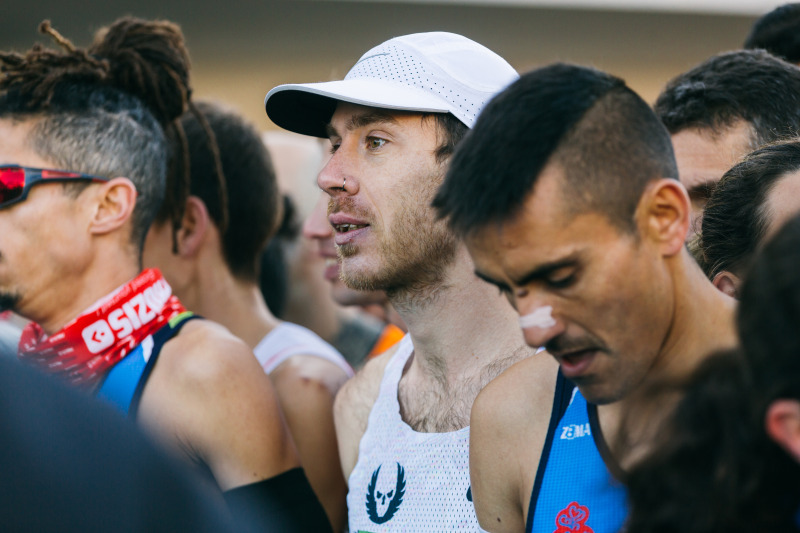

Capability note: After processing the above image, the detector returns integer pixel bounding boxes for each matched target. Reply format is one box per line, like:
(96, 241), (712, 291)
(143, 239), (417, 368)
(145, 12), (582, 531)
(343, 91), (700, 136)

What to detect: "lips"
(329, 213), (370, 246)
(553, 348), (598, 379)
(334, 223), (368, 232)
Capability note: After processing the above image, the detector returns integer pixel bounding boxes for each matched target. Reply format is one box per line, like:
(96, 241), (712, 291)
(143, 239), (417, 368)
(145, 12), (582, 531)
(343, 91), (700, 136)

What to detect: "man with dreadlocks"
(143, 100), (353, 531)
(0, 18), (331, 531)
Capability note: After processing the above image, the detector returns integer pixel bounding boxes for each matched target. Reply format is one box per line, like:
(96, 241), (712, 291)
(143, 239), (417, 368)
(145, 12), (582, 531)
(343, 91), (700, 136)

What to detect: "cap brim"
(265, 79), (452, 138)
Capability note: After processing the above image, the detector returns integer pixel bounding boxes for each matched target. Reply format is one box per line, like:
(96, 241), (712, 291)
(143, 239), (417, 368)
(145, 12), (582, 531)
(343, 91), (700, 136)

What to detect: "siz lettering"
(122, 300), (142, 329)
(82, 280), (173, 351)
(132, 293), (156, 325)
(107, 309), (133, 338)
(142, 282), (169, 321)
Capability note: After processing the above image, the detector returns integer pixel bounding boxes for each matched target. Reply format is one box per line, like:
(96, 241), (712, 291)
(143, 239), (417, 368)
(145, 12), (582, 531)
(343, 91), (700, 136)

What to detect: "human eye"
(688, 183), (715, 212)
(545, 267), (576, 289)
(366, 136), (387, 151)
(328, 138), (341, 154)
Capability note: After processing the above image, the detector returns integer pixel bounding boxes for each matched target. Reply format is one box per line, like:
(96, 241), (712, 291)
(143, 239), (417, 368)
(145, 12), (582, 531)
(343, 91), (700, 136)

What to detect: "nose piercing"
(342, 177), (346, 191)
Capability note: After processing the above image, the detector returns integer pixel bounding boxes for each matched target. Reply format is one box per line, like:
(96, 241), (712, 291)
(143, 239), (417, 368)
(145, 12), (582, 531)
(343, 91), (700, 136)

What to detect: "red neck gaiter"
(18, 268), (186, 389)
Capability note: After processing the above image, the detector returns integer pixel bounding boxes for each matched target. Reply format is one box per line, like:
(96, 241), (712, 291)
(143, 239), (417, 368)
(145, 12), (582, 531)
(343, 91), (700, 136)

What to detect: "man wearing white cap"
(266, 32), (558, 531)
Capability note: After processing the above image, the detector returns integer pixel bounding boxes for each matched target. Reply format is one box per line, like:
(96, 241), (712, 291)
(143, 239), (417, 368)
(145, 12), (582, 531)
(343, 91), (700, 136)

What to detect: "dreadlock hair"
(0, 17), (196, 255)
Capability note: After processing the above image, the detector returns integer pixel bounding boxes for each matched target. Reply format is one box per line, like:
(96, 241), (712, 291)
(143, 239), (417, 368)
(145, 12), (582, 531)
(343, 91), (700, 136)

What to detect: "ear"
(174, 195), (211, 258)
(765, 399), (800, 463)
(639, 179), (690, 257)
(712, 271), (741, 298)
(89, 178), (138, 235)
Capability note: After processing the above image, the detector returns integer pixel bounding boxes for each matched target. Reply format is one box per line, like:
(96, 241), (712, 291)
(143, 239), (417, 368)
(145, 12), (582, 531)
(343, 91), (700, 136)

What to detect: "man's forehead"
(671, 122), (754, 188)
(466, 212), (566, 277)
(0, 118), (51, 169)
(326, 103), (431, 135)
(466, 196), (626, 284)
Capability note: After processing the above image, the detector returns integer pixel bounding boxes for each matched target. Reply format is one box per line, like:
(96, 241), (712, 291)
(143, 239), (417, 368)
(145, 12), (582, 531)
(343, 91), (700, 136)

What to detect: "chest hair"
(397, 345), (532, 433)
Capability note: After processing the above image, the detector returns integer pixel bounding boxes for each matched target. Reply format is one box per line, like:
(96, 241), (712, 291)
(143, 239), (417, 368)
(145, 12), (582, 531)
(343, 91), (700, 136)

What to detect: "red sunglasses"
(0, 164), (109, 209)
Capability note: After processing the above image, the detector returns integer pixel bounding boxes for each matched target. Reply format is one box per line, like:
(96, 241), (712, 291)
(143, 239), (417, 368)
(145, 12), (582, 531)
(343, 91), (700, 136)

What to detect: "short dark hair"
(738, 212), (800, 400)
(744, 3), (800, 63)
(655, 50), (800, 147)
(699, 139), (800, 281)
(0, 19), (192, 254)
(157, 101), (281, 282)
(423, 112), (469, 164)
(434, 64), (677, 236)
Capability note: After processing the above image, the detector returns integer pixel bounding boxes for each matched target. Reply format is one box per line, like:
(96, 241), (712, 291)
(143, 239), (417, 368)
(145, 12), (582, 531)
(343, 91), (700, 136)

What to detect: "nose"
(516, 295), (565, 349)
(302, 193), (333, 241)
(317, 145), (357, 199)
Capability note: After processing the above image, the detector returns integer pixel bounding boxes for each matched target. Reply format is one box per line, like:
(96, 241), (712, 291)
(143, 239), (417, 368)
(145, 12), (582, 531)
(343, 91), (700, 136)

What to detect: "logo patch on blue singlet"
(560, 423), (591, 440)
(366, 463), (406, 524)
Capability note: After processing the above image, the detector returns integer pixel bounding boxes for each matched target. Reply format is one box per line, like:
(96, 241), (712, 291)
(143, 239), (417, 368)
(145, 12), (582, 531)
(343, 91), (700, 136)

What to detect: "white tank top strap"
(253, 322), (354, 377)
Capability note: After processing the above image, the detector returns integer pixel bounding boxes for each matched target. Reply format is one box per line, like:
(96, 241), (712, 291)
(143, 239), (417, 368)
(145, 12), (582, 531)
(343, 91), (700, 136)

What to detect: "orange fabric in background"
(367, 324), (405, 359)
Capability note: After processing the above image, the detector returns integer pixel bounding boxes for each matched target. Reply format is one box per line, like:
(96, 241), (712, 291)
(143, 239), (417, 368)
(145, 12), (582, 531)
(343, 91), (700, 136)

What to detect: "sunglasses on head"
(0, 164), (109, 210)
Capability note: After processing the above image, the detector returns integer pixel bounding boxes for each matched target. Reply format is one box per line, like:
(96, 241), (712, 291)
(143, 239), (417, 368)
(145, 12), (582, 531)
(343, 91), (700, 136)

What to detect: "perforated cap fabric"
(265, 32), (519, 138)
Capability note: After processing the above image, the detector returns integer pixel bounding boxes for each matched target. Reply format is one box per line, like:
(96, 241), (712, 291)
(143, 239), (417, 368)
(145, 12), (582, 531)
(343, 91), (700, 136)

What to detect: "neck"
(389, 246), (530, 383)
(179, 261), (278, 350)
(601, 250), (738, 467)
(651, 250), (738, 383)
(32, 250), (140, 335)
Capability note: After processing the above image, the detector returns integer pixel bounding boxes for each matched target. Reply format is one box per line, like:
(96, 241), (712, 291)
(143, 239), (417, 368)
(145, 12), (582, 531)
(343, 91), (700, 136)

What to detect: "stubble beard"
(337, 178), (457, 304)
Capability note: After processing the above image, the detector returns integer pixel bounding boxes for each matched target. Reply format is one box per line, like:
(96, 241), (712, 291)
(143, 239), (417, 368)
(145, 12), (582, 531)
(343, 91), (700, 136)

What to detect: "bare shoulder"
(153, 319), (259, 387)
(333, 342), (399, 478)
(269, 355), (351, 531)
(334, 343), (397, 432)
(475, 350), (559, 432)
(470, 351), (559, 532)
(271, 354), (351, 397)
(138, 319), (298, 490)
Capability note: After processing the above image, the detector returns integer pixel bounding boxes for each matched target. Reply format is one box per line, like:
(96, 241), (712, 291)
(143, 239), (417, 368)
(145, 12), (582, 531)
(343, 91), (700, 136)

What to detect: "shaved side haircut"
(434, 64), (677, 236)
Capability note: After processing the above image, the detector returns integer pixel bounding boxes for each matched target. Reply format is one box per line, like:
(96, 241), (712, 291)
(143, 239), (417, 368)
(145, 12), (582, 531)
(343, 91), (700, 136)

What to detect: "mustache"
(546, 333), (606, 357)
(327, 197), (373, 221)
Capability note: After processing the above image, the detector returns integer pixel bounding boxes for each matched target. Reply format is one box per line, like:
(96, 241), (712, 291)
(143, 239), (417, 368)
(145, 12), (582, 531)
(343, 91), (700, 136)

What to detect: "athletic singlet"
(96, 312), (197, 418)
(253, 322), (353, 377)
(527, 371), (628, 533)
(346, 335), (478, 532)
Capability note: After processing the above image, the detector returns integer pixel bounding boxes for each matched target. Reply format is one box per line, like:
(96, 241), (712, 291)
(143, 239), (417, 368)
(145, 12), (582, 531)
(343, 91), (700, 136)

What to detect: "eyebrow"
(475, 254), (581, 289)
(686, 179), (718, 199)
(325, 111), (400, 138)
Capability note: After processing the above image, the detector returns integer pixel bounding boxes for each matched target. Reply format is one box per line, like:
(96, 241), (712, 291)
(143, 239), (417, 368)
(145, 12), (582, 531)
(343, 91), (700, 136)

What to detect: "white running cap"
(265, 32), (519, 138)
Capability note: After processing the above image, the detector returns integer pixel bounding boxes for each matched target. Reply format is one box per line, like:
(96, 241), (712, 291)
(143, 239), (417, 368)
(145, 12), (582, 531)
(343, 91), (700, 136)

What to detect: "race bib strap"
(96, 312), (198, 418)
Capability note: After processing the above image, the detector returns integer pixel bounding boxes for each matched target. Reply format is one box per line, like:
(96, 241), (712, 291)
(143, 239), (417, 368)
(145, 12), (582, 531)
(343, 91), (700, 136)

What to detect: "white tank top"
(346, 335), (480, 532)
(253, 322), (353, 377)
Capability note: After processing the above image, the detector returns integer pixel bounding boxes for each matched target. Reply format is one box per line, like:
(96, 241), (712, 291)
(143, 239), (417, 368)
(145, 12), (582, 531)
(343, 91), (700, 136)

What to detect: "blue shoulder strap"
(96, 312), (197, 417)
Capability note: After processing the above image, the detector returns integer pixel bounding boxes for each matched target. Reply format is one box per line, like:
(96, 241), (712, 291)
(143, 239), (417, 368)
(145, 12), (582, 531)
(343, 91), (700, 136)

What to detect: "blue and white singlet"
(527, 371), (628, 533)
